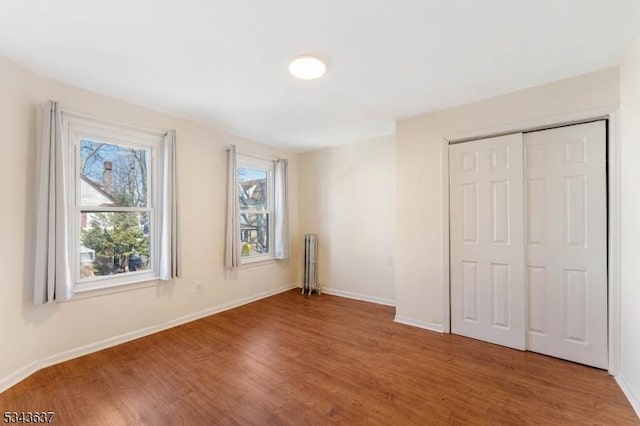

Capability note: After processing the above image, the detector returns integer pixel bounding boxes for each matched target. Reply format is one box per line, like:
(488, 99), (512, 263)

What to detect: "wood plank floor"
(1, 290), (637, 425)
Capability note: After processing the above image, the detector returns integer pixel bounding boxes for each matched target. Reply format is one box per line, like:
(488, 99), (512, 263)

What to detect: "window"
(65, 116), (164, 290)
(237, 156), (274, 261)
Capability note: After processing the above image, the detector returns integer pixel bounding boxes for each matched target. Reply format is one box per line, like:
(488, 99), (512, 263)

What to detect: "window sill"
(68, 275), (163, 302)
(238, 255), (277, 269)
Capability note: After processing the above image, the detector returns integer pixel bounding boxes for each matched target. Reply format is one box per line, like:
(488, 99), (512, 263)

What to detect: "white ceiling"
(1, 1), (639, 152)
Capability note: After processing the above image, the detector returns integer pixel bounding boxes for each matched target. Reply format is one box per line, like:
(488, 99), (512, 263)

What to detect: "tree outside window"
(79, 140), (152, 278)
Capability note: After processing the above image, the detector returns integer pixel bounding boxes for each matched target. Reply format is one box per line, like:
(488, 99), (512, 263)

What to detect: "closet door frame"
(441, 106), (621, 375)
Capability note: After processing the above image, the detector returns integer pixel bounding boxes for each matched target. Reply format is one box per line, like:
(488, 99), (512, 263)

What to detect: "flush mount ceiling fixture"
(289, 55), (326, 80)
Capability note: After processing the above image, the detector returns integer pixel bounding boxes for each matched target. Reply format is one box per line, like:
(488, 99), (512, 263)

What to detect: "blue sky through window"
(238, 167), (267, 182)
(80, 139), (148, 207)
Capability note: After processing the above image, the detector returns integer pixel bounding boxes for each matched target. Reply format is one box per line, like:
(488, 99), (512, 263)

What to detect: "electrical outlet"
(195, 283), (203, 294)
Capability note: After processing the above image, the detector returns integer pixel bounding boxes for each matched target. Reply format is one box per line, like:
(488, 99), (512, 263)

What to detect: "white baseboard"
(0, 361), (40, 396)
(320, 287), (396, 307)
(616, 374), (640, 419)
(394, 315), (444, 333)
(0, 283), (297, 394)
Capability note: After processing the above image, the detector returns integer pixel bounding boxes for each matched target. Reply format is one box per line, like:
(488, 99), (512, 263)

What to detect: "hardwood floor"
(1, 290), (637, 425)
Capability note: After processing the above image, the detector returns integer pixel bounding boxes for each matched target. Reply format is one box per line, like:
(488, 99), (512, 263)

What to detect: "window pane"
(80, 211), (151, 278)
(238, 167), (268, 211)
(80, 140), (149, 207)
(240, 213), (269, 256)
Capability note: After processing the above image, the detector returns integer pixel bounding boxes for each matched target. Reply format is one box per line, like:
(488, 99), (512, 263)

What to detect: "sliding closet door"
(450, 134), (526, 350)
(524, 121), (607, 369)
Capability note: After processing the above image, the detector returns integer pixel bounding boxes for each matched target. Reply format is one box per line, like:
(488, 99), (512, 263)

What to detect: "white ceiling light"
(289, 55), (326, 80)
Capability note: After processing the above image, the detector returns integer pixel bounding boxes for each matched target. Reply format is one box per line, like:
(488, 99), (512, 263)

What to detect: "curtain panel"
(224, 145), (241, 268)
(34, 100), (73, 304)
(159, 129), (181, 280)
(273, 159), (289, 260)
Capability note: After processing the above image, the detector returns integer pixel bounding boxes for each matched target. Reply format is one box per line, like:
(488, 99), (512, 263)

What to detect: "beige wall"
(395, 67), (620, 328)
(619, 35), (640, 415)
(0, 56), (299, 389)
(298, 135), (396, 304)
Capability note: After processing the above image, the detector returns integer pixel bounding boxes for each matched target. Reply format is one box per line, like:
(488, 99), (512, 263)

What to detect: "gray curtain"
(159, 130), (181, 280)
(34, 100), (73, 304)
(224, 145), (241, 268)
(274, 159), (289, 259)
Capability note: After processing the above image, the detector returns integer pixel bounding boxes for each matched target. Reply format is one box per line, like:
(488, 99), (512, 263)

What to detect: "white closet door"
(450, 134), (525, 350)
(524, 121), (607, 369)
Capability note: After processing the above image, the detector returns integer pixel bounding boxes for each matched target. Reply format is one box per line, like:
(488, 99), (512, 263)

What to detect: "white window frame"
(63, 114), (164, 292)
(237, 155), (275, 263)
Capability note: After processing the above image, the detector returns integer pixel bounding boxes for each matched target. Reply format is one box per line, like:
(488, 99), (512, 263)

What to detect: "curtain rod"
(226, 145), (285, 162)
(61, 107), (167, 137)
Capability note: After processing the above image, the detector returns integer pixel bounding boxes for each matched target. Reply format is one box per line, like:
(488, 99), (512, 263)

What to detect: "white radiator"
(302, 234), (319, 295)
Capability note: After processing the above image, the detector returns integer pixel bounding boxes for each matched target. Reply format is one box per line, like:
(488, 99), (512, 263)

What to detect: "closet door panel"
(524, 121), (607, 369)
(450, 134), (525, 350)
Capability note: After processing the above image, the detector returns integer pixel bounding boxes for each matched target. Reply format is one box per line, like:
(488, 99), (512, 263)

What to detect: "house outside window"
(65, 115), (164, 290)
(237, 156), (274, 262)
